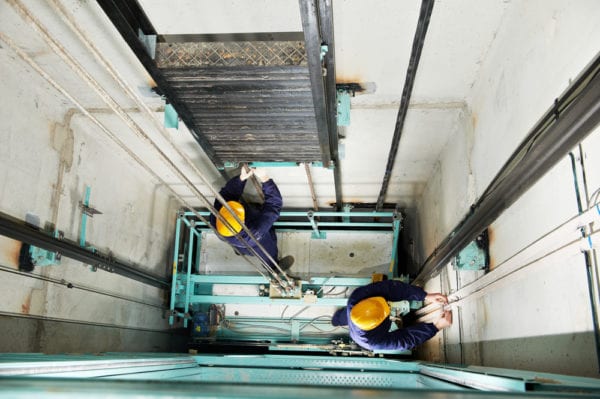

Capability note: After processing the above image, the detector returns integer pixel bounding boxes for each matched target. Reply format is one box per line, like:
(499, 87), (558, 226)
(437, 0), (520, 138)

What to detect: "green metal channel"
(193, 354), (420, 371)
(1, 377), (594, 399)
(186, 275), (371, 286)
(1, 354), (600, 395)
(185, 295), (348, 306)
(184, 231), (194, 328)
(388, 217), (401, 277)
(168, 217), (181, 325)
(183, 211), (394, 218)
(169, 366), (424, 388)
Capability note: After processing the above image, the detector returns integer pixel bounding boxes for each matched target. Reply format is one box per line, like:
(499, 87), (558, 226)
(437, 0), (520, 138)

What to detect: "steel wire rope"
(0, 264), (166, 310)
(0, 31), (278, 286)
(43, 0), (289, 281)
(6, 0), (291, 286)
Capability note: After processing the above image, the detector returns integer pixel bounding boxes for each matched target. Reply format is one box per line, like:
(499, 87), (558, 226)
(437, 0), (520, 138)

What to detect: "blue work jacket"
(339, 280), (439, 351)
(210, 176), (282, 266)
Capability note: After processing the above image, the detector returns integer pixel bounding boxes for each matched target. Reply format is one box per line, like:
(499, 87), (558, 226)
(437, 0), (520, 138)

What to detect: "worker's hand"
(425, 293), (448, 305)
(253, 168), (270, 183)
(434, 310), (452, 330)
(240, 168), (254, 181)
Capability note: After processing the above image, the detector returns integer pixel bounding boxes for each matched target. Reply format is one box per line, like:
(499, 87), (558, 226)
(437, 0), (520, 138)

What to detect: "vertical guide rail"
(376, 0), (435, 210)
(184, 228), (195, 328)
(388, 212), (402, 278)
(317, 0), (342, 210)
(169, 216), (182, 325)
(298, 0), (332, 167)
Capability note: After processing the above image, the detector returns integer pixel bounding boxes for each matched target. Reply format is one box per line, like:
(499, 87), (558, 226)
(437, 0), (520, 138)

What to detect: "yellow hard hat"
(216, 201), (245, 237)
(350, 296), (390, 331)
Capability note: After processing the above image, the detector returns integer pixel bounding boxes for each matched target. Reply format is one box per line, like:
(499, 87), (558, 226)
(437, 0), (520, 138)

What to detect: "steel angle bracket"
(453, 229), (489, 271)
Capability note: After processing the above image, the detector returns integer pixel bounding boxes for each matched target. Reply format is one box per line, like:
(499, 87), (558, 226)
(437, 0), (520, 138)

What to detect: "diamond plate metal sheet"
(156, 41), (307, 67)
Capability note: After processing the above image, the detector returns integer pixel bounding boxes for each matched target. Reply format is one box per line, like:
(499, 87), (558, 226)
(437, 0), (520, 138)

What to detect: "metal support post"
(169, 216), (182, 325)
(184, 228), (194, 327)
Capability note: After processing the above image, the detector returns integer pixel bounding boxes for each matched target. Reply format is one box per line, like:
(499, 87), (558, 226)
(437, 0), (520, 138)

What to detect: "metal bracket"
(138, 29), (156, 59)
(27, 229), (63, 267)
(164, 103), (179, 129)
(453, 230), (489, 271)
(336, 90), (351, 126)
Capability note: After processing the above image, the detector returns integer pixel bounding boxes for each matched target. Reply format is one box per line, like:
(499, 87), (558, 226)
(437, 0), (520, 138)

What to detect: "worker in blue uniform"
(331, 280), (452, 351)
(210, 168), (294, 272)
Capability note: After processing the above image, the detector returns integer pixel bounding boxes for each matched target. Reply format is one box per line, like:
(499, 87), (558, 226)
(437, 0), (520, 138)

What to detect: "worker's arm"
(215, 176), (247, 211)
(366, 323), (439, 351)
(348, 280), (427, 306)
(252, 179), (283, 236)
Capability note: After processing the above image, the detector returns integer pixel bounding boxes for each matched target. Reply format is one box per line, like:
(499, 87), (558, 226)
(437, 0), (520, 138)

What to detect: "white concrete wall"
(417, 1), (600, 376)
(0, 0), (223, 352)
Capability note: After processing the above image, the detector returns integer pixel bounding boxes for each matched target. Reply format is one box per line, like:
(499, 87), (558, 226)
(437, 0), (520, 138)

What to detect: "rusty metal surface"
(159, 62), (322, 164)
(156, 41), (307, 67)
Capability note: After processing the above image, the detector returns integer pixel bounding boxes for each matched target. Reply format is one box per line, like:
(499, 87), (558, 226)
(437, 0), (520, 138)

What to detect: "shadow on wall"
(0, 315), (189, 354)
(442, 332), (599, 378)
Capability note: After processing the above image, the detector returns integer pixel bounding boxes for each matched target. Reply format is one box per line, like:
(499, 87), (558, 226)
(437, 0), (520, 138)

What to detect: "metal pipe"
(298, 0), (332, 167)
(304, 163), (319, 210)
(414, 53), (600, 285)
(376, 0), (435, 210)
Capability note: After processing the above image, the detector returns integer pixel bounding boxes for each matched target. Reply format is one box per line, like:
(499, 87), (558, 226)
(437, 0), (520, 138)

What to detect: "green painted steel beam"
(187, 275), (371, 286)
(187, 295), (348, 306)
(1, 377), (563, 399)
(168, 217), (182, 325)
(0, 356), (196, 377)
(274, 221), (393, 227)
(174, 366), (422, 388)
(420, 365), (527, 391)
(183, 211), (394, 218)
(193, 354), (420, 371)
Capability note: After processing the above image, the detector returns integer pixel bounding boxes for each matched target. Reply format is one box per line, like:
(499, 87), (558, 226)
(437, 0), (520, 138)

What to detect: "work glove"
(424, 293), (448, 305)
(253, 168), (270, 183)
(240, 168), (254, 181)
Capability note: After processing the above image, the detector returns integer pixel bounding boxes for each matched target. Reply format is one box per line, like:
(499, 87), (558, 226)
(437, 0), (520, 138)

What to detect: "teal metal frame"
(169, 209), (402, 349)
(1, 353), (600, 397)
(220, 161), (324, 169)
